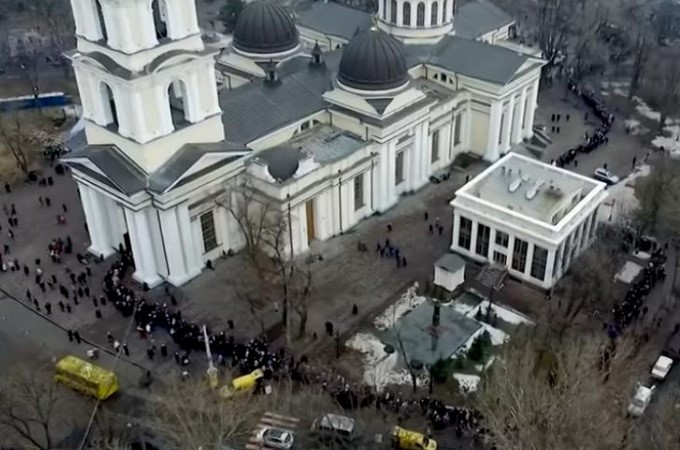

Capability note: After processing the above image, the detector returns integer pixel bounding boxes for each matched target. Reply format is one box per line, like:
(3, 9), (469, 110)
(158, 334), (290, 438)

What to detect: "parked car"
(628, 384), (656, 417)
(651, 355), (674, 380)
(593, 167), (620, 185)
(311, 413), (357, 444)
(663, 332), (680, 360)
(255, 427), (294, 449)
(391, 426), (437, 450)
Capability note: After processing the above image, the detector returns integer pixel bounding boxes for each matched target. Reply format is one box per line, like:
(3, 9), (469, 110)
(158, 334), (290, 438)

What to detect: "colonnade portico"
(484, 78), (539, 162)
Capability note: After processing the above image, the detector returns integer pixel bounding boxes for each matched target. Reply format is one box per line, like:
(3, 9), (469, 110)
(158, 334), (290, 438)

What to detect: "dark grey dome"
(233, 1), (299, 55)
(338, 28), (409, 91)
(259, 147), (302, 181)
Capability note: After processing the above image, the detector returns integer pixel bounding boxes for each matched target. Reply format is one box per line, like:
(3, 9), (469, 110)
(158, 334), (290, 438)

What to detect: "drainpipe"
(338, 172), (343, 233)
(370, 153), (376, 212)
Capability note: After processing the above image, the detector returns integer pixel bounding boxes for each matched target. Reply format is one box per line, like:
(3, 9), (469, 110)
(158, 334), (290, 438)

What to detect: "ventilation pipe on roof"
(264, 59), (278, 84)
(311, 41), (324, 66)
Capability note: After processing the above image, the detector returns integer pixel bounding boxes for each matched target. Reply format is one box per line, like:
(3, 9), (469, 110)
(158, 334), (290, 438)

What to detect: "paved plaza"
(0, 80), (666, 381)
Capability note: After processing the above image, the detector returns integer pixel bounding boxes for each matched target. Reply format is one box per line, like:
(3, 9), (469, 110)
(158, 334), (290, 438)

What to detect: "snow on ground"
(600, 164), (651, 223)
(624, 119), (642, 135)
(652, 123), (680, 157)
(346, 332), (427, 390)
(448, 300), (477, 316)
(633, 96), (662, 122)
(453, 373), (481, 392)
(615, 261), (643, 284)
(374, 282), (425, 330)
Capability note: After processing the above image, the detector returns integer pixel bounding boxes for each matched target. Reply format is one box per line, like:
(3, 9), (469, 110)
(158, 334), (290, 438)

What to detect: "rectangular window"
(511, 238), (528, 272)
(530, 245), (548, 281)
(354, 173), (364, 211)
(458, 216), (472, 250)
(454, 114), (462, 145)
(395, 150), (405, 185)
(431, 129), (440, 163)
(200, 210), (218, 252)
(493, 251), (507, 265)
(475, 223), (490, 257)
(495, 230), (509, 248)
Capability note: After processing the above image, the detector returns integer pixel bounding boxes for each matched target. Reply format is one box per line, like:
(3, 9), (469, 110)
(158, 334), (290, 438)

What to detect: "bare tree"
(0, 111), (34, 177)
(632, 157), (680, 238)
(614, 0), (655, 99)
(550, 248), (619, 336)
(568, 0), (610, 82)
(631, 386), (680, 449)
(0, 365), (66, 450)
(478, 329), (640, 450)
(639, 47), (680, 133)
(536, 0), (575, 71)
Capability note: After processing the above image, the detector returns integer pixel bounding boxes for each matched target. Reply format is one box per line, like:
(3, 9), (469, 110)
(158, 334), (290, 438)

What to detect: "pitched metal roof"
(295, 2), (373, 41)
(455, 0), (515, 40)
(147, 142), (249, 193)
(218, 51), (341, 144)
(405, 35), (529, 85)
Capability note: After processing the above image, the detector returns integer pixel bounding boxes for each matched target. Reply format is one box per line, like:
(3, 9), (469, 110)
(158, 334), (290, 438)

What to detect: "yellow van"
(54, 355), (119, 400)
(391, 426), (437, 450)
(218, 369), (264, 399)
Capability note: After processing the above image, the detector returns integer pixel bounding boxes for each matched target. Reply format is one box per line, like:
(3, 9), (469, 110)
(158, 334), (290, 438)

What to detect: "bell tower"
(376, 0), (455, 43)
(67, 0), (224, 173)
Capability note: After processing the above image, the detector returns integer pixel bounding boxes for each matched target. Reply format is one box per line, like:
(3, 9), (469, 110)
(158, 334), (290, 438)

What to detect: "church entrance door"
(306, 200), (315, 244)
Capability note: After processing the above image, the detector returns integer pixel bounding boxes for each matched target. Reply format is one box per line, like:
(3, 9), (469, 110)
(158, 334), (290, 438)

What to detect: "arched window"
(95, 0), (108, 41)
(431, 2), (439, 25)
(168, 80), (189, 128)
(417, 2), (425, 27)
(403, 2), (411, 26)
(99, 82), (118, 130)
(391, 0), (397, 22)
(152, 0), (168, 40)
(443, 0), (448, 21)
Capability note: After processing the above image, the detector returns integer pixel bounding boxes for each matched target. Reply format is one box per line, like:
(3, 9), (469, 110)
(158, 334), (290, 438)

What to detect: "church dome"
(338, 28), (409, 91)
(232, 1), (299, 55)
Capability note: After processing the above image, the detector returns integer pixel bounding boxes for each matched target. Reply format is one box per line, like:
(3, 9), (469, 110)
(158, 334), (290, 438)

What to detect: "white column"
(425, 2), (432, 27)
(523, 79), (540, 139)
(470, 220), (479, 255)
(513, 87), (527, 143)
(524, 242), (535, 277)
(544, 250), (556, 286)
(159, 208), (189, 286)
(485, 101), (502, 161)
(397, 0), (403, 24)
(178, 204), (203, 274)
(503, 96), (515, 152)
(451, 210), (460, 251)
(411, 3), (417, 27)
(136, 0), (159, 49)
(80, 186), (113, 258)
(507, 234), (516, 269)
(488, 228), (497, 261)
(438, 0), (445, 24)
(126, 208), (163, 287)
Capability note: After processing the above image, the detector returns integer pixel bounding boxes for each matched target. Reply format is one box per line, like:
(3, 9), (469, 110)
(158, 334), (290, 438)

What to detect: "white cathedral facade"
(63, 0), (545, 287)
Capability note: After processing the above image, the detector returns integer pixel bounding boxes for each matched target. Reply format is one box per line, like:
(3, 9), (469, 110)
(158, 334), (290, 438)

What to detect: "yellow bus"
(218, 369), (263, 399)
(54, 355), (119, 400)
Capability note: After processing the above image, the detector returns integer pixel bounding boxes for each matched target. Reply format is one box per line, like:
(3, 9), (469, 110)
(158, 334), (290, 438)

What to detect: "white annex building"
(62, 0), (545, 287)
(450, 153), (608, 289)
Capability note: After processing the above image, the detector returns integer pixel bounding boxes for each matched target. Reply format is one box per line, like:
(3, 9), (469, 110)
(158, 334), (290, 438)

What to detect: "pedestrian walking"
(4, 182), (10, 194)
(107, 331), (114, 344)
(33, 299), (40, 311)
(160, 344), (168, 357)
(67, 329), (74, 342)
(58, 301), (65, 312)
(62, 203), (67, 213)
(123, 343), (130, 356)
(74, 331), (81, 344)
(174, 351), (181, 364)
(113, 340), (121, 353)
(95, 308), (102, 318)
(147, 347), (155, 360)
(45, 302), (51, 314)
(632, 156), (637, 168)
(352, 304), (358, 315)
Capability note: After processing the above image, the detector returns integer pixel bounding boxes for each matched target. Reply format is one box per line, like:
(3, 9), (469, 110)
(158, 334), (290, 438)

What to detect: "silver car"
(256, 427), (294, 449)
(593, 167), (620, 185)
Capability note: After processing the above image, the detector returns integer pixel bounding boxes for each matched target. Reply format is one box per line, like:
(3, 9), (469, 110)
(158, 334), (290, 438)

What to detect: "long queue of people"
(554, 80), (614, 168)
(100, 256), (483, 437)
(610, 247), (667, 336)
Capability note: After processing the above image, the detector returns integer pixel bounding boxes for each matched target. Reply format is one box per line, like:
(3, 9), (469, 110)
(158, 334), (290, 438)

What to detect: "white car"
(628, 384), (656, 417)
(651, 355), (674, 380)
(256, 427), (294, 449)
(593, 168), (620, 185)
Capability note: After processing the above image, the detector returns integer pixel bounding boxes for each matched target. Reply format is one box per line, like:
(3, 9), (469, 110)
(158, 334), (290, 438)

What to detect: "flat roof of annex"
(454, 152), (607, 231)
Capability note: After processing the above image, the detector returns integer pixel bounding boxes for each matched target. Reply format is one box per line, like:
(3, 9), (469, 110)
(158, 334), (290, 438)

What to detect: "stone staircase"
(524, 124), (553, 159)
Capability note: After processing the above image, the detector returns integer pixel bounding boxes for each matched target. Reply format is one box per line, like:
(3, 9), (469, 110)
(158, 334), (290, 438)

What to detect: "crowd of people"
(98, 254), (483, 438)
(553, 80), (614, 168)
(610, 245), (667, 335)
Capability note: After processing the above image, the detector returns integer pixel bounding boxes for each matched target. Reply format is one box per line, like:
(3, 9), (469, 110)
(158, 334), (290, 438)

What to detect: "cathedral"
(62, 0), (545, 287)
